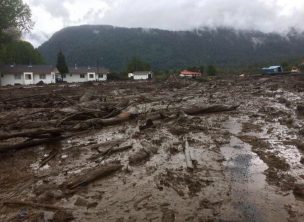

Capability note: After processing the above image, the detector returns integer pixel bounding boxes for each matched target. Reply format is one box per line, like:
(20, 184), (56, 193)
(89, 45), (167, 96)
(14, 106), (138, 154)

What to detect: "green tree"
(126, 57), (151, 73)
(0, 0), (32, 42)
(56, 51), (69, 79)
(0, 40), (44, 64)
(199, 66), (204, 74)
(207, 65), (217, 76)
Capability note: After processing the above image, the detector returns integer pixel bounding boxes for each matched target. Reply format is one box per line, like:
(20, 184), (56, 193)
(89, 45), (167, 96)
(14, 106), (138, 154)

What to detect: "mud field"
(1, 75), (304, 222)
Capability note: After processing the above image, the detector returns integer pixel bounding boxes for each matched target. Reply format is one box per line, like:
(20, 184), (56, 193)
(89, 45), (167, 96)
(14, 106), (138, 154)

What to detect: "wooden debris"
(40, 148), (60, 168)
(184, 139), (194, 169)
(133, 194), (152, 210)
(66, 163), (123, 189)
(0, 137), (63, 153)
(3, 200), (68, 211)
(184, 104), (239, 116)
(0, 128), (63, 140)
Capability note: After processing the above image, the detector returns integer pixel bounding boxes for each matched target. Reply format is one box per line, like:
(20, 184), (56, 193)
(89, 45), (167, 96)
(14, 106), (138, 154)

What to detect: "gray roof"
(0, 65), (58, 74)
(69, 66), (109, 74)
(133, 71), (153, 75)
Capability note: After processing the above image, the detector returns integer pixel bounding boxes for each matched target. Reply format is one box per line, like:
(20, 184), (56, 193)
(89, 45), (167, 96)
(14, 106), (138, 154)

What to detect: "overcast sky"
(23, 0), (304, 47)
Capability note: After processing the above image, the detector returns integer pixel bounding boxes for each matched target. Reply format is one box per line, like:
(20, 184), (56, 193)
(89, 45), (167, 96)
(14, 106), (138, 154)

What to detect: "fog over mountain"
(38, 25), (304, 71)
(24, 0), (304, 47)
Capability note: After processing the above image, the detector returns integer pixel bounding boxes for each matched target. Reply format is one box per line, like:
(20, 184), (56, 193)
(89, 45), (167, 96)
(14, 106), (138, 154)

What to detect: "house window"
(1, 74), (3, 78)
(70, 74), (73, 77)
(62, 74), (66, 78)
(25, 74), (32, 80)
(39, 74), (46, 79)
(98, 74), (104, 78)
(89, 74), (94, 79)
(80, 74), (85, 78)
(14, 74), (21, 80)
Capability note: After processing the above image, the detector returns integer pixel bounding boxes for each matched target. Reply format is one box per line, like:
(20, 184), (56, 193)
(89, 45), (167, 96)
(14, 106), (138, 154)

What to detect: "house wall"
(133, 74), (149, 80)
(0, 73), (24, 86)
(33, 72), (56, 84)
(63, 73), (88, 83)
(97, 74), (107, 81)
(63, 73), (107, 82)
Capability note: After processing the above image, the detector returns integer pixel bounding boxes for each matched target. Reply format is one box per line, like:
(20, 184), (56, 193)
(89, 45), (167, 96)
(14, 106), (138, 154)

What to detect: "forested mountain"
(38, 25), (304, 71)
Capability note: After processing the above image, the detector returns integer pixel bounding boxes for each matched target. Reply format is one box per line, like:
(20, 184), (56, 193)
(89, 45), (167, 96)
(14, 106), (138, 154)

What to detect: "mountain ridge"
(38, 25), (304, 71)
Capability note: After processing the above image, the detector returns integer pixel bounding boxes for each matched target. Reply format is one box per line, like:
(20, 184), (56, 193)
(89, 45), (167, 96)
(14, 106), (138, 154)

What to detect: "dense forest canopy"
(38, 25), (304, 72)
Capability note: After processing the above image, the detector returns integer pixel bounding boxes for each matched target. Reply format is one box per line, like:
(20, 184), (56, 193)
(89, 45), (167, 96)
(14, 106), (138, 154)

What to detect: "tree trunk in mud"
(183, 104), (239, 116)
(66, 163), (123, 189)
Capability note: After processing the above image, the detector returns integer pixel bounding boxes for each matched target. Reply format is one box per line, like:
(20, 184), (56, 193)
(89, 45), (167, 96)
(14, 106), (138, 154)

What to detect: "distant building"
(179, 70), (202, 78)
(61, 66), (109, 83)
(0, 65), (57, 86)
(262, 65), (283, 75)
(128, 71), (153, 80)
(291, 67), (300, 73)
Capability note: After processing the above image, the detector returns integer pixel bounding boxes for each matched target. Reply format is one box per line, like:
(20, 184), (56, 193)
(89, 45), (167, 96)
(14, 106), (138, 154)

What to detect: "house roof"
(133, 71), (153, 75)
(0, 65), (58, 74)
(262, 65), (282, 70)
(180, 70), (202, 76)
(69, 66), (109, 74)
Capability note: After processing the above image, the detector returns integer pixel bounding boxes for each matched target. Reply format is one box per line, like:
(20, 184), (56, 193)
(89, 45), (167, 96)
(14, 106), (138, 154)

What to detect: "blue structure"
(262, 65), (283, 75)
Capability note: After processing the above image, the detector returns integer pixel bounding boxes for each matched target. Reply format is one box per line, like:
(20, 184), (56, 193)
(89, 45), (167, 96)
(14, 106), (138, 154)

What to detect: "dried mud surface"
(1, 75), (304, 221)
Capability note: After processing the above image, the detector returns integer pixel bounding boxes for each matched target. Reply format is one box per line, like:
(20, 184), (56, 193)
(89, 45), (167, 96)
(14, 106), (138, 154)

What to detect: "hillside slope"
(38, 25), (304, 71)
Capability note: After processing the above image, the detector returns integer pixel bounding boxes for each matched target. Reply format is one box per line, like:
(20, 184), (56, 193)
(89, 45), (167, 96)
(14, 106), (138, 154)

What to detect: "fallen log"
(0, 137), (63, 153)
(0, 128), (63, 140)
(66, 162), (123, 189)
(3, 200), (68, 211)
(73, 112), (137, 130)
(184, 139), (193, 170)
(40, 148), (60, 168)
(183, 104), (239, 116)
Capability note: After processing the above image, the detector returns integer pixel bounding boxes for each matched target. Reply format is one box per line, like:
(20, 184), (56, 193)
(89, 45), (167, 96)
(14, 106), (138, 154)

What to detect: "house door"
(24, 72), (34, 85)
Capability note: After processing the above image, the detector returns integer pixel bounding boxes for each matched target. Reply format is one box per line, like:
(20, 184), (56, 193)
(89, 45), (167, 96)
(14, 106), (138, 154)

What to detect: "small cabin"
(262, 66), (283, 75)
(128, 71), (153, 80)
(179, 70), (202, 78)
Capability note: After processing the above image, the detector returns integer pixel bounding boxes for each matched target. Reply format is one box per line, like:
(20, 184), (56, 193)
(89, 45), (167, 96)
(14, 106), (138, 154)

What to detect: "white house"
(0, 65), (57, 86)
(61, 66), (109, 83)
(128, 71), (153, 80)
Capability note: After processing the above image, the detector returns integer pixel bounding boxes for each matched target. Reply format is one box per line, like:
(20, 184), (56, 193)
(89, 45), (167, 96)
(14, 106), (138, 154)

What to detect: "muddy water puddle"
(220, 120), (295, 221)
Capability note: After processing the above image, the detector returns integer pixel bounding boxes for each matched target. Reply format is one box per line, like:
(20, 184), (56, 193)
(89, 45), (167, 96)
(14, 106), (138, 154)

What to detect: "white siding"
(63, 73), (88, 83)
(133, 74), (149, 80)
(97, 74), (107, 81)
(0, 73), (24, 86)
(33, 73), (55, 84)
(0, 72), (55, 86)
(63, 73), (107, 83)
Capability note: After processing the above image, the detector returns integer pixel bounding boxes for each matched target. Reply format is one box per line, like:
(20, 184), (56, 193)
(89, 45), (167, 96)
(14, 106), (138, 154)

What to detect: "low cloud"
(23, 0), (304, 47)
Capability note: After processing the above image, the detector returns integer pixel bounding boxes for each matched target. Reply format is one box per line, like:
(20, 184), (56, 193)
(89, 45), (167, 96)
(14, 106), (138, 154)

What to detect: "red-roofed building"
(179, 70), (202, 78)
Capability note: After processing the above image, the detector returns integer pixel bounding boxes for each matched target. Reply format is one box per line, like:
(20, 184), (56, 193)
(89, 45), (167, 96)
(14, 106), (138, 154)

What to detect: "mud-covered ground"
(1, 75), (304, 222)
